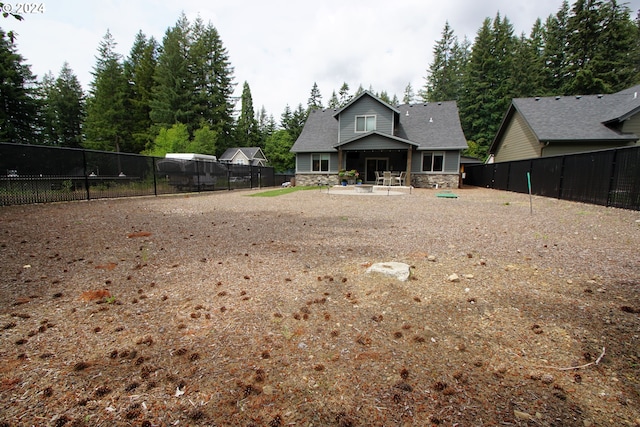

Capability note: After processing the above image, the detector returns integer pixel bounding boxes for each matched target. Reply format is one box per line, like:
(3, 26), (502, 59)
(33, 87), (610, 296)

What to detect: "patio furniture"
(375, 171), (384, 185)
(394, 171), (406, 186)
(382, 171), (392, 186)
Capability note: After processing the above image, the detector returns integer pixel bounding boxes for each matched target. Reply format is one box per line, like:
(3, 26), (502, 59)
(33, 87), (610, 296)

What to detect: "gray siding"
(411, 150), (460, 173)
(339, 97), (394, 143)
(341, 135), (408, 150)
(296, 153), (340, 173)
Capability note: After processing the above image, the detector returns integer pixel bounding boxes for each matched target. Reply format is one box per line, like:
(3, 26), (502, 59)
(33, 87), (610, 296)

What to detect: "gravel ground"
(0, 186), (639, 427)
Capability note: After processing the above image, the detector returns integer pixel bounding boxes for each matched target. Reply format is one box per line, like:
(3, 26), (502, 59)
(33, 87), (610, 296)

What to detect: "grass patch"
(249, 186), (319, 197)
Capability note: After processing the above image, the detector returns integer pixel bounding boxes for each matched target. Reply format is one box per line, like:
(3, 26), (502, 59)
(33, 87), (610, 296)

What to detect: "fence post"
(152, 157), (158, 196)
(558, 155), (566, 200)
(82, 149), (90, 201)
(606, 149), (618, 207)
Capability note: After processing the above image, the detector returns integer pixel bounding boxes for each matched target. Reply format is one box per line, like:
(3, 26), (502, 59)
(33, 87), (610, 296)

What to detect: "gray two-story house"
(291, 91), (468, 188)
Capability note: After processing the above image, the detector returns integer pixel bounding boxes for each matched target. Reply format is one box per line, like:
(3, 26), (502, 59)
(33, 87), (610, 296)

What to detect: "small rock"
(583, 420), (593, 427)
(463, 274), (474, 279)
(263, 385), (274, 395)
(448, 273), (460, 283)
(541, 374), (554, 384)
(366, 262), (411, 282)
(514, 410), (533, 421)
(427, 255), (437, 262)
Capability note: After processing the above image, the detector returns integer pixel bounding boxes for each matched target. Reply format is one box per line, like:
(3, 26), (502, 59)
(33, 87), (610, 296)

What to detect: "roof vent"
(437, 102), (442, 106)
(576, 95), (581, 99)
(429, 117), (433, 123)
(535, 97), (540, 101)
(597, 94), (603, 98)
(555, 96), (561, 100)
(635, 92), (638, 99)
(405, 110), (409, 116)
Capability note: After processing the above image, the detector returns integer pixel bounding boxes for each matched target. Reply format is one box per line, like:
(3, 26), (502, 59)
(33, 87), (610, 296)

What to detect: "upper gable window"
(355, 115), (376, 132)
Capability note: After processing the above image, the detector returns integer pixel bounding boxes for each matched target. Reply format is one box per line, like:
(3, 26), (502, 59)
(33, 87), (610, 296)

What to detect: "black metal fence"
(464, 146), (640, 211)
(0, 142), (292, 206)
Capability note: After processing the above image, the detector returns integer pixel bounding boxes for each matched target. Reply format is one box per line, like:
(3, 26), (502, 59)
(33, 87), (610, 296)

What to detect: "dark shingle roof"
(291, 100), (467, 153)
(491, 86), (640, 153)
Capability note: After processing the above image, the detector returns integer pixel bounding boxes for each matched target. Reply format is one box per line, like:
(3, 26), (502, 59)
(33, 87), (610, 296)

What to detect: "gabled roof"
(332, 90), (401, 117)
(219, 147), (266, 162)
(291, 100), (467, 153)
(490, 87), (640, 153)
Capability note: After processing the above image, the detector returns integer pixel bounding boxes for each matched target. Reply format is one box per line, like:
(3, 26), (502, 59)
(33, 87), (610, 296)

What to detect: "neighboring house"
(219, 147), (268, 166)
(290, 91), (468, 188)
(488, 85), (640, 163)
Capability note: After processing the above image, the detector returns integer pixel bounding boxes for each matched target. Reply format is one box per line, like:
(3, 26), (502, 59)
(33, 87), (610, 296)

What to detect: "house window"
(355, 115), (376, 132)
(312, 154), (329, 172)
(422, 152), (445, 172)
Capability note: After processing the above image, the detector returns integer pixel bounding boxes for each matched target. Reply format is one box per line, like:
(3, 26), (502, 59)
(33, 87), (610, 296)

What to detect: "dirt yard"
(0, 187), (638, 427)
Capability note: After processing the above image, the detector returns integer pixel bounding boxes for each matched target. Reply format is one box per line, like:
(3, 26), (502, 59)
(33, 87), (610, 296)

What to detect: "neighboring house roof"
(291, 92), (467, 153)
(490, 87), (640, 154)
(219, 147), (267, 165)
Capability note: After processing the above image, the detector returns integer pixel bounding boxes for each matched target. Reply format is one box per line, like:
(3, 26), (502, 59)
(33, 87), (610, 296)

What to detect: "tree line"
(1, 0), (638, 172)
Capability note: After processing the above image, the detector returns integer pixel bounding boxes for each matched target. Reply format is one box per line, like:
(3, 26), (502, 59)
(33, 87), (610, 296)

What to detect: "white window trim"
(311, 153), (330, 172)
(355, 115), (376, 133)
(422, 151), (445, 173)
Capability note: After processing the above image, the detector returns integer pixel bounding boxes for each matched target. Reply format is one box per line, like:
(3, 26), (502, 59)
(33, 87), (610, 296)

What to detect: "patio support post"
(406, 147), (412, 186)
(337, 147), (343, 173)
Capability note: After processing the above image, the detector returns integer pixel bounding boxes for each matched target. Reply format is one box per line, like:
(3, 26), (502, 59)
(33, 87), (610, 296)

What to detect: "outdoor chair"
(375, 171), (384, 185)
(382, 171), (392, 186)
(394, 171), (406, 186)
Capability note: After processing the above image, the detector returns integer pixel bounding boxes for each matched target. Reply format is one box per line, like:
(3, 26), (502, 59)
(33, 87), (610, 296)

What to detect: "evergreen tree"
(124, 31), (157, 153)
(512, 21), (546, 97)
(564, 0), (608, 94)
(377, 90), (391, 104)
(41, 63), (85, 147)
(338, 82), (351, 106)
(149, 14), (192, 130)
(458, 14), (517, 159)
(327, 90), (339, 109)
(256, 105), (276, 145)
(0, 28), (39, 144)
(234, 81), (260, 147)
(189, 16), (235, 154)
(83, 30), (128, 152)
(541, 1), (571, 95)
(403, 82), (415, 104)
(307, 82), (323, 110)
(264, 129), (295, 172)
(423, 22), (460, 102)
(280, 104), (307, 141)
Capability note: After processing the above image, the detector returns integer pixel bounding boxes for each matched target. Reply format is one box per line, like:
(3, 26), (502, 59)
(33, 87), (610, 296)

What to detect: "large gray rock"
(366, 262), (411, 282)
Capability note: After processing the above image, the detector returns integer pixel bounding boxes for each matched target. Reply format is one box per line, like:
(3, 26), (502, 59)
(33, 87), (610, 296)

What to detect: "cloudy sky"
(3, 0), (639, 117)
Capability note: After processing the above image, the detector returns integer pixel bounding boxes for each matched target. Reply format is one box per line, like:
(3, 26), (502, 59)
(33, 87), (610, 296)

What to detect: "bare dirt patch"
(0, 187), (639, 426)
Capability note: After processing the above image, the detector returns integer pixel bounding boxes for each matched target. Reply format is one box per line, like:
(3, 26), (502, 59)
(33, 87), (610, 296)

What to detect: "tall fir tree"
(422, 22), (462, 102)
(458, 14), (517, 159)
(234, 81), (260, 147)
(327, 90), (339, 109)
(307, 82), (323, 110)
(541, 1), (571, 95)
(124, 31), (157, 153)
(403, 82), (415, 104)
(280, 104), (307, 141)
(189, 17), (235, 154)
(84, 30), (128, 152)
(338, 82), (351, 106)
(0, 28), (39, 144)
(40, 63), (85, 147)
(149, 14), (192, 130)
(511, 20), (546, 98)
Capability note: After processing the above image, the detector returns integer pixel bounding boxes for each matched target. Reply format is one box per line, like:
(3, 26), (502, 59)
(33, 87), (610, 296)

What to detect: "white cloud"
(5, 0), (634, 118)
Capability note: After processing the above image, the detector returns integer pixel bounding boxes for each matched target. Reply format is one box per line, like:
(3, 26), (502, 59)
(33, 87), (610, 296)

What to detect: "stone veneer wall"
(294, 173), (459, 188)
(410, 174), (460, 188)
(294, 174), (341, 187)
